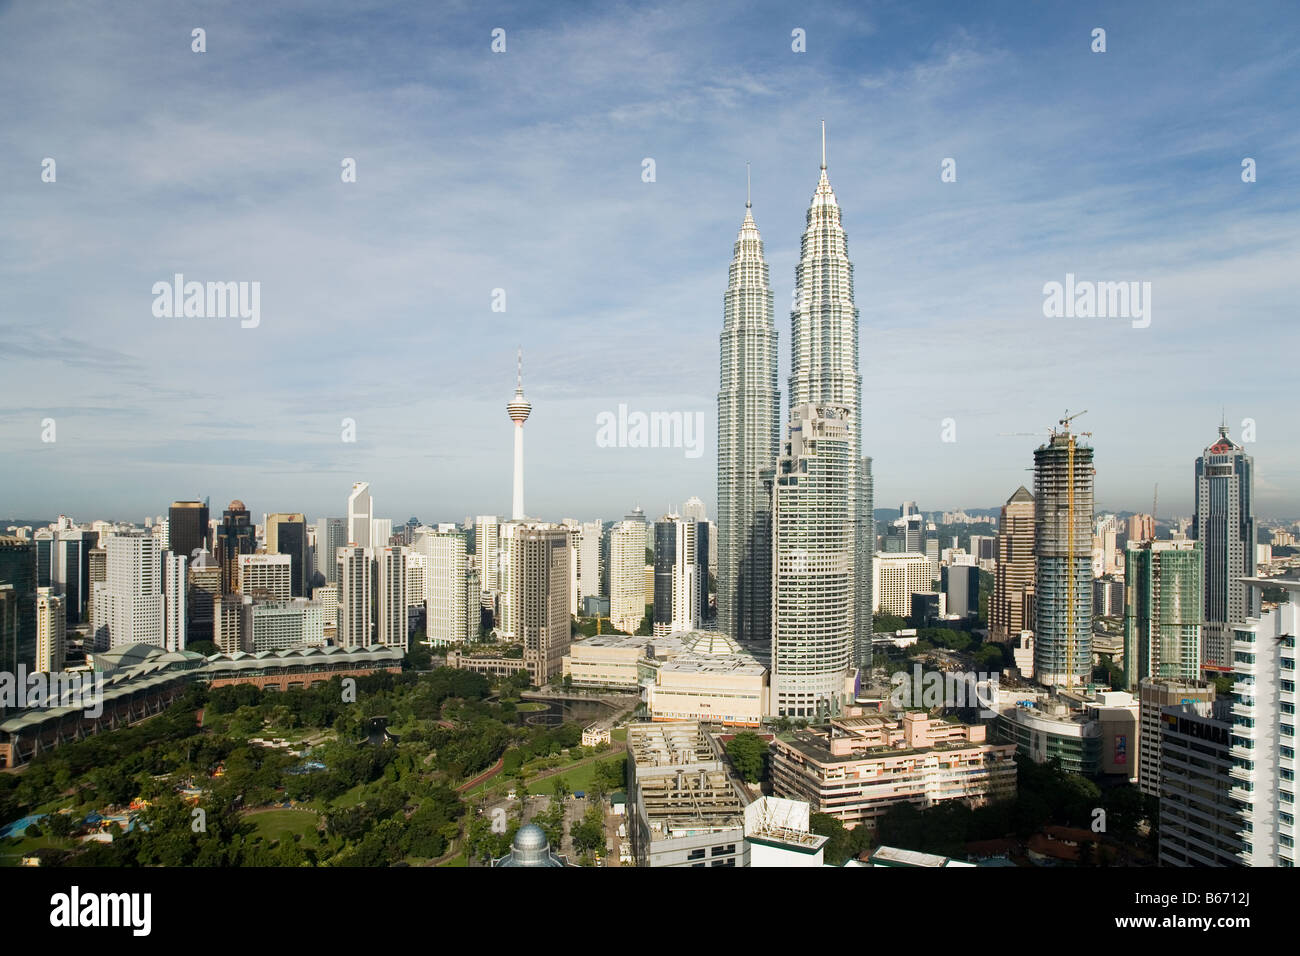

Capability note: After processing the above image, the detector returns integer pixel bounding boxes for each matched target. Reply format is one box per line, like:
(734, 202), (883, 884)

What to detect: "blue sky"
(2, 0), (1297, 525)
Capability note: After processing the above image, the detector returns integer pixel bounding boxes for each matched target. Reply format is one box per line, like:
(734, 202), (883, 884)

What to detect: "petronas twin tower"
(717, 129), (872, 718)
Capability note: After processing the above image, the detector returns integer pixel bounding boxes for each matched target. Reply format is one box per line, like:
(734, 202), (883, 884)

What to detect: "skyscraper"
(507, 349), (532, 521)
(990, 486), (1036, 640)
(1192, 424), (1257, 670)
(416, 524), (473, 648)
(337, 545), (373, 648)
(35, 587), (65, 673)
(716, 180), (779, 649)
(769, 404), (855, 718)
(161, 550), (187, 652)
(214, 500), (256, 594)
(1033, 423), (1095, 688)
(100, 532), (164, 649)
(787, 126), (868, 663)
(608, 519), (647, 634)
(577, 520), (602, 607)
(266, 513), (308, 597)
(474, 515), (501, 593)
(1123, 540), (1203, 689)
(374, 546), (408, 650)
(313, 517), (346, 585)
(347, 482), (373, 549)
(168, 500), (210, 561)
(508, 523), (569, 684)
(652, 514), (708, 637)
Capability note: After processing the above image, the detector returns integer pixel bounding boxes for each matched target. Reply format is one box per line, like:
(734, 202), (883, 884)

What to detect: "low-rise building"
(626, 721), (750, 867)
(770, 713), (1017, 831)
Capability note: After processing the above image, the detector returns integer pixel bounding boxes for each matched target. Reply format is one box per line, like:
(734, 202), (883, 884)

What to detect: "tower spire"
(516, 347), (523, 391)
(821, 119), (826, 170)
(746, 161), (751, 209)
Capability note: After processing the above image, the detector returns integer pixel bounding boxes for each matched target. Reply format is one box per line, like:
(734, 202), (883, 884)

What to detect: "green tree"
(725, 732), (767, 784)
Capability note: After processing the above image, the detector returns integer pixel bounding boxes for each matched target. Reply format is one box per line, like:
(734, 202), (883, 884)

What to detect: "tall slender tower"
(717, 165), (779, 645)
(1192, 423), (1257, 671)
(1033, 421), (1095, 688)
(508, 349), (532, 520)
(787, 123), (868, 667)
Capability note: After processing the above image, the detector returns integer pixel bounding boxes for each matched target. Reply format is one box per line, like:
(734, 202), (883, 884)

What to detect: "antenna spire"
(516, 347), (523, 391)
(821, 119), (826, 170)
(746, 161), (751, 208)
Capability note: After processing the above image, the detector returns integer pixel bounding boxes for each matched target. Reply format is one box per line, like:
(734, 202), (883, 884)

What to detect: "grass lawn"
(611, 727), (627, 742)
(529, 760), (603, 796)
(306, 782), (366, 813)
(247, 809), (321, 847)
(438, 854), (468, 867)
(0, 833), (77, 866)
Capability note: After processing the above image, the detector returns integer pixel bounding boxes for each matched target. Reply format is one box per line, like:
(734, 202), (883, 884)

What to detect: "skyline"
(3, 1), (1299, 520)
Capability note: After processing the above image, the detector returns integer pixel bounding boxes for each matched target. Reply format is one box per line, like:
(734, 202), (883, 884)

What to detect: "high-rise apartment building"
(1123, 540), (1203, 689)
(717, 187), (779, 648)
(609, 519), (647, 634)
(416, 525), (474, 648)
(161, 550), (187, 652)
(1192, 425), (1257, 671)
(265, 513), (308, 597)
(1033, 425), (1095, 688)
(347, 482), (373, 550)
(337, 546), (373, 649)
(374, 546), (407, 650)
(990, 487), (1036, 643)
(769, 403), (855, 719)
(474, 515), (500, 593)
(35, 588), (65, 673)
(577, 521), (602, 607)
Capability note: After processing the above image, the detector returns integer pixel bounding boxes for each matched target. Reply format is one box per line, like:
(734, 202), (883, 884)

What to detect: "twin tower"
(716, 127), (872, 719)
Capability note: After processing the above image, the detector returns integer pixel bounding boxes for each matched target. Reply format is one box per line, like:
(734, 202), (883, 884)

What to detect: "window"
(687, 848), (705, 860)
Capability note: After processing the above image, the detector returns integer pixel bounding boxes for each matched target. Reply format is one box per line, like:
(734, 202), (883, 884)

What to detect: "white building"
(347, 481), (372, 549)
(162, 550), (187, 652)
(337, 545), (373, 648)
(246, 598), (324, 652)
(238, 553), (292, 600)
(652, 514), (705, 637)
(416, 525), (473, 648)
(609, 520), (647, 633)
(577, 520), (603, 608)
(374, 546), (407, 650)
(873, 552), (936, 618)
(35, 588), (65, 673)
(99, 533), (163, 649)
(474, 515), (500, 593)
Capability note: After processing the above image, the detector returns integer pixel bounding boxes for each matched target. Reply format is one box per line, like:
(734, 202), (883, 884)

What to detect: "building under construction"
(626, 721), (750, 867)
(1033, 418), (1095, 688)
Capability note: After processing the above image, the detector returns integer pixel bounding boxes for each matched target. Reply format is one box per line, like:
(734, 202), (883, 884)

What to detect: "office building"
(185, 551), (220, 647)
(942, 562), (980, 618)
(1158, 698), (1241, 867)
(717, 187), (779, 649)
(653, 514), (708, 637)
(1033, 425), (1095, 689)
(769, 404), (856, 719)
(474, 515), (500, 593)
(508, 523), (570, 683)
(1123, 540), (1203, 689)
(347, 482), (373, 550)
(416, 525), (474, 648)
(577, 520), (602, 608)
(788, 128), (869, 663)
(214, 500), (256, 594)
(35, 588), (65, 673)
(168, 500), (210, 561)
(991, 488), (1036, 642)
(0, 536), (37, 677)
(244, 598), (324, 653)
(98, 533), (163, 650)
(265, 513), (308, 597)
(1192, 425), (1257, 671)
(313, 517), (346, 585)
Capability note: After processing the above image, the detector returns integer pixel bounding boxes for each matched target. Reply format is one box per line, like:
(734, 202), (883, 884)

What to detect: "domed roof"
(228, 499), (246, 511)
(514, 823), (547, 851)
(681, 630), (741, 656)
